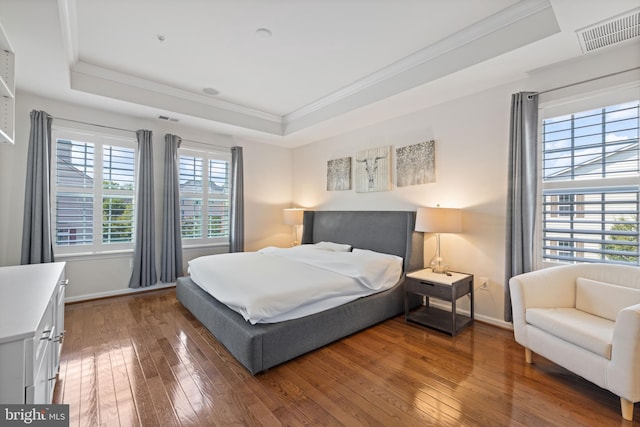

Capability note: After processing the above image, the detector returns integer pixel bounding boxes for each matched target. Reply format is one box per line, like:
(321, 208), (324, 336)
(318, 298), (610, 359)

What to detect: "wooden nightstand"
(404, 268), (474, 336)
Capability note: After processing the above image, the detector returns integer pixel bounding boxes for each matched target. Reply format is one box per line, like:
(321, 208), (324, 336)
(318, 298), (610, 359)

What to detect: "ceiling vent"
(576, 8), (640, 53)
(157, 115), (179, 122)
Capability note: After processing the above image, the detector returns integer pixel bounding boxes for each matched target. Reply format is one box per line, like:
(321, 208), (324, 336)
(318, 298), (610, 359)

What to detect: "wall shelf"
(0, 21), (14, 145)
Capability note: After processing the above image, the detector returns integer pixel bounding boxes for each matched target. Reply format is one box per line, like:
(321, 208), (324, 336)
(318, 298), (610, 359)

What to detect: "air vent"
(157, 115), (179, 122)
(576, 8), (640, 53)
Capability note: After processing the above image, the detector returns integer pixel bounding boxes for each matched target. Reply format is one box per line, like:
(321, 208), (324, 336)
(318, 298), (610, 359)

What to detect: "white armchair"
(509, 263), (640, 421)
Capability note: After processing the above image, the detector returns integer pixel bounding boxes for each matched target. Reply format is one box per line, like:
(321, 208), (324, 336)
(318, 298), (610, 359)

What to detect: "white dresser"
(0, 262), (66, 404)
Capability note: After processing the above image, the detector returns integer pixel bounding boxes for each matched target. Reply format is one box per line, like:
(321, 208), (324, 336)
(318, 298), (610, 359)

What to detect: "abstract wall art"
(396, 140), (435, 187)
(327, 157), (352, 191)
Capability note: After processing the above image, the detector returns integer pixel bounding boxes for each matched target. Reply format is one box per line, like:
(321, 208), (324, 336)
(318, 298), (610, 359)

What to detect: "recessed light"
(202, 87), (219, 96)
(255, 28), (272, 38)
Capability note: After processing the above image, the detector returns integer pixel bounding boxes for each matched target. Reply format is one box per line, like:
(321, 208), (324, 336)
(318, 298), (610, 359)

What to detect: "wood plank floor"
(52, 288), (638, 426)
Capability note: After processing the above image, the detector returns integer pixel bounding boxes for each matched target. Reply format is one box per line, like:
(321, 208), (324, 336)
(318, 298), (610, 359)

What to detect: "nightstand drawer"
(405, 278), (452, 300)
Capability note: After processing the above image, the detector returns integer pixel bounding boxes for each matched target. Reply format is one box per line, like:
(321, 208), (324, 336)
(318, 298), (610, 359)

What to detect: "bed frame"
(176, 210), (423, 374)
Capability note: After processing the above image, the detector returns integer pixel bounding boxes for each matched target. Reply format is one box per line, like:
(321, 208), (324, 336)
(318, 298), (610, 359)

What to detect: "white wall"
(292, 86), (512, 326)
(291, 43), (640, 327)
(1, 44), (636, 309)
(0, 92), (293, 300)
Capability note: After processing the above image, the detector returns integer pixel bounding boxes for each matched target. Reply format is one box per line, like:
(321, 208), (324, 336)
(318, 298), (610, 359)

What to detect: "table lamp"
(283, 208), (305, 246)
(415, 206), (462, 273)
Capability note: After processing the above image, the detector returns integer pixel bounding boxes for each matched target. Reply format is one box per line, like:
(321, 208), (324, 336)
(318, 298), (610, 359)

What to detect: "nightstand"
(404, 268), (474, 336)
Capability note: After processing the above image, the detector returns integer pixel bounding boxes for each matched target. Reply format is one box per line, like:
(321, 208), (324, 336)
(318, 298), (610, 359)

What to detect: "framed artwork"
(355, 146), (391, 193)
(327, 157), (352, 191)
(396, 140), (435, 187)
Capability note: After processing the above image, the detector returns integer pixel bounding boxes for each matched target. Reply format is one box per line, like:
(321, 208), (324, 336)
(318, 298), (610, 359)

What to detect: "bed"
(176, 210), (423, 374)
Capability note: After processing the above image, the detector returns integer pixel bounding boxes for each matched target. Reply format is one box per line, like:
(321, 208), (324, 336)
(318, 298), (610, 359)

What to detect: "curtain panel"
(21, 110), (54, 264)
(160, 134), (183, 282)
(229, 146), (244, 252)
(505, 92), (539, 321)
(129, 130), (157, 288)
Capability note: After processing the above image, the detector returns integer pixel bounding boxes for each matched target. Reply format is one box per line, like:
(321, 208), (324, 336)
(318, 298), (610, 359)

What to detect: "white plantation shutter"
(102, 145), (135, 244)
(541, 98), (640, 265)
(51, 128), (136, 254)
(207, 159), (230, 238)
(179, 147), (231, 245)
(54, 139), (94, 246)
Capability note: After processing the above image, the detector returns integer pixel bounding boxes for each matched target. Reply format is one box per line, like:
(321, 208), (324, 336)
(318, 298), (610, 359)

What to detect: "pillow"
(314, 241), (352, 252)
(576, 277), (640, 321)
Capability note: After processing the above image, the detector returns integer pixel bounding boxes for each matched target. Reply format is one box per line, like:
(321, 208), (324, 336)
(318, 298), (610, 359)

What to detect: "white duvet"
(187, 244), (403, 324)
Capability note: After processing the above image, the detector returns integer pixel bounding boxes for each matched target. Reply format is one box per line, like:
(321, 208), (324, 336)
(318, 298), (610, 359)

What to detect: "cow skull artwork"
(355, 146), (391, 192)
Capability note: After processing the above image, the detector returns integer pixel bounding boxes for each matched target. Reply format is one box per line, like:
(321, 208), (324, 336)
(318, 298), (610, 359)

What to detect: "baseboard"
(429, 300), (513, 330)
(65, 282), (176, 303)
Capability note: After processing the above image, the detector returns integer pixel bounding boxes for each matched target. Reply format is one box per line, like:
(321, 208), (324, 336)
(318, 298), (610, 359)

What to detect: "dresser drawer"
(34, 298), (54, 366)
(26, 297), (55, 391)
(29, 326), (53, 404)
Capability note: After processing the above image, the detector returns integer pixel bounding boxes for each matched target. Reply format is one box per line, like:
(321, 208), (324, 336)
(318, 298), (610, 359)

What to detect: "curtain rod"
(52, 116), (137, 133)
(181, 138), (231, 151)
(51, 117), (231, 150)
(531, 66), (640, 98)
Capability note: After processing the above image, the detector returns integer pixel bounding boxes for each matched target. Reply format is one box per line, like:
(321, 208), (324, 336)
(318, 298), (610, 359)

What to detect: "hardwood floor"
(53, 289), (638, 426)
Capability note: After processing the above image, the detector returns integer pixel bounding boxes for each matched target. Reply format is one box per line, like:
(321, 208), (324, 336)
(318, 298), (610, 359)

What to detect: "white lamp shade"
(415, 207), (462, 233)
(283, 208), (305, 225)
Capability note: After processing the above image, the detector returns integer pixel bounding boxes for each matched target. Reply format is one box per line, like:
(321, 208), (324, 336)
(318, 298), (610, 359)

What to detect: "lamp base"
(429, 256), (448, 274)
(290, 224), (301, 246)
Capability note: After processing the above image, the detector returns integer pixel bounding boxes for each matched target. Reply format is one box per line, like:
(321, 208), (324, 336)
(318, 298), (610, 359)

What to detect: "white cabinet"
(0, 262), (66, 404)
(0, 20), (14, 144)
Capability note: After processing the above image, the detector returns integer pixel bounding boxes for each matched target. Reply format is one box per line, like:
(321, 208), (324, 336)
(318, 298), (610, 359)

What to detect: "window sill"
(54, 249), (134, 262)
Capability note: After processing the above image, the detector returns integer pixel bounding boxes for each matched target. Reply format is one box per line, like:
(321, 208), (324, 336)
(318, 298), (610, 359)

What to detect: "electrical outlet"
(477, 277), (489, 291)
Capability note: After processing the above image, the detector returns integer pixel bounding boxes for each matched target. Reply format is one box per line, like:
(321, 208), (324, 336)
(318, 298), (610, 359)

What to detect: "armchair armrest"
(608, 303), (640, 403)
(509, 266), (578, 347)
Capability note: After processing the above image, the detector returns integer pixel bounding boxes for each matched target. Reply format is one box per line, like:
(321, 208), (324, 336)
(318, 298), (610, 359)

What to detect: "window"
(540, 97), (639, 265)
(51, 128), (136, 255)
(178, 147), (230, 246)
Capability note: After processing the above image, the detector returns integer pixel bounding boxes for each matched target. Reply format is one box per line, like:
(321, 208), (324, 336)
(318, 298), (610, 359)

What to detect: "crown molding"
(284, 0), (554, 124)
(57, 0), (78, 66)
(70, 65), (284, 135)
(71, 61), (281, 123)
(57, 0), (557, 137)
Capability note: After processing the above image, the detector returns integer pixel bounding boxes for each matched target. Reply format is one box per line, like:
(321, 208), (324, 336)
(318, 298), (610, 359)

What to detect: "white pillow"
(576, 277), (640, 321)
(314, 241), (352, 252)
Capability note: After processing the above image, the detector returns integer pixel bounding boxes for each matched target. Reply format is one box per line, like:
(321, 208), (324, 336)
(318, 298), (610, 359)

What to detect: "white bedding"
(187, 244), (403, 324)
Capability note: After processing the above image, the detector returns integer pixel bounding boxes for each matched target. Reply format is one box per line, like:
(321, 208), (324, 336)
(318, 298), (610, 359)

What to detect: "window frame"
(50, 126), (138, 256)
(536, 87), (640, 268)
(178, 145), (231, 248)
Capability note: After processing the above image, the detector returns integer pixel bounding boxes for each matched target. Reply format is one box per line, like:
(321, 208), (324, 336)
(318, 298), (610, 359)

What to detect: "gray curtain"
(505, 92), (539, 321)
(229, 146), (244, 252)
(21, 110), (54, 264)
(160, 134), (183, 282)
(129, 130), (157, 288)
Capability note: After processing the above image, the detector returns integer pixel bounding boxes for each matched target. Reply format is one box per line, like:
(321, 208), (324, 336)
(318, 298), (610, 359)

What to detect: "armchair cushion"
(576, 277), (640, 321)
(526, 307), (614, 359)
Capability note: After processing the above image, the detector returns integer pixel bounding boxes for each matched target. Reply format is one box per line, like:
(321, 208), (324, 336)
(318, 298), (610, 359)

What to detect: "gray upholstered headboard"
(300, 210), (423, 272)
